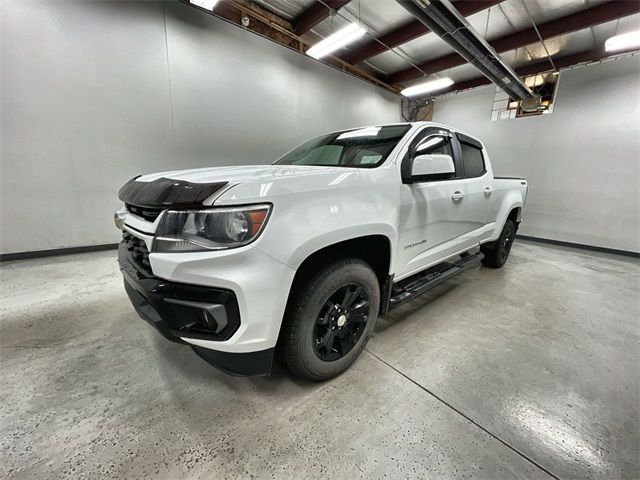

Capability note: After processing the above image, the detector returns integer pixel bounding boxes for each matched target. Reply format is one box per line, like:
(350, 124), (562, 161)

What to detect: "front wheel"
(281, 258), (380, 381)
(481, 219), (516, 268)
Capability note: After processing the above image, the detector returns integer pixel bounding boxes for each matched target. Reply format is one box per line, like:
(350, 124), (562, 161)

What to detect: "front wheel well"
(289, 235), (391, 301)
(276, 235), (391, 363)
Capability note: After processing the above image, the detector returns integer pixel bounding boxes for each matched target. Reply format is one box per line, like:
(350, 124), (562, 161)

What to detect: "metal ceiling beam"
(386, 0), (640, 85)
(343, 0), (504, 65)
(436, 46), (640, 95)
(293, 0), (351, 35)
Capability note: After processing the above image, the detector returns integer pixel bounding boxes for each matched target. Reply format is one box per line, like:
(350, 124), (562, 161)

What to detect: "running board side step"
(389, 252), (483, 307)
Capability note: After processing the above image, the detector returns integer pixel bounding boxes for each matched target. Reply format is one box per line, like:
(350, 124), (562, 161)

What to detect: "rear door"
(396, 127), (471, 279)
(453, 133), (495, 244)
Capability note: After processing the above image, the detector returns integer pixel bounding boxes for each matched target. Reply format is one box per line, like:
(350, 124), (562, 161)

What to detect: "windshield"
(274, 124), (411, 168)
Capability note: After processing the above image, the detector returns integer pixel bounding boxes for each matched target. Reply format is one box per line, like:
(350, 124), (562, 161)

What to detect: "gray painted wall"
(0, 1), (399, 254)
(433, 55), (640, 253)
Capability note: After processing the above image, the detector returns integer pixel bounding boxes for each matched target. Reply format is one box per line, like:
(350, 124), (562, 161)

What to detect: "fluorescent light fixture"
(189, 0), (219, 10)
(401, 77), (454, 97)
(337, 127), (380, 140)
(307, 23), (366, 59)
(605, 29), (640, 52)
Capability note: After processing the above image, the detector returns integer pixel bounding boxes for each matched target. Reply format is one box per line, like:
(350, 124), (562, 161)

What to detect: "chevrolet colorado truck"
(115, 122), (527, 381)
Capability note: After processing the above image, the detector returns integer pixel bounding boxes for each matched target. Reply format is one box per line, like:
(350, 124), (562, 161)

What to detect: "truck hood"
(122, 164), (385, 209)
(137, 165), (346, 184)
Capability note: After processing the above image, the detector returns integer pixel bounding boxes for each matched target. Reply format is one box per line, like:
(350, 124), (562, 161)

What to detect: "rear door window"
(460, 142), (485, 177)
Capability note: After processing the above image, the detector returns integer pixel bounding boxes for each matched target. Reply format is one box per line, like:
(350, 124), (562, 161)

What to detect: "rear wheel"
(281, 258), (380, 381)
(481, 219), (516, 268)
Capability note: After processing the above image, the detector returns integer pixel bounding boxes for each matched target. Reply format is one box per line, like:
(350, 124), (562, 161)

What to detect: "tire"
(481, 219), (516, 268)
(281, 258), (380, 381)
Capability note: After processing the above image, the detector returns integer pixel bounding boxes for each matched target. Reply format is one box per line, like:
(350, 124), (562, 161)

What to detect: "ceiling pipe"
(395, 0), (535, 101)
(343, 0), (504, 65)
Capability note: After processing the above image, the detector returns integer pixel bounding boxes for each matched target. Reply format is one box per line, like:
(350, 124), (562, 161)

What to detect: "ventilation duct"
(396, 0), (537, 103)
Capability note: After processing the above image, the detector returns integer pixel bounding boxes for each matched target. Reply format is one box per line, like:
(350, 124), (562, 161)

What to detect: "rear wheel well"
(508, 207), (521, 227)
(289, 235), (391, 303)
(482, 207), (521, 251)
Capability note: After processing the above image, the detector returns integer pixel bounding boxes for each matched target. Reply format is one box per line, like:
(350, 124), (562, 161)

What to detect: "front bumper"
(118, 241), (275, 376)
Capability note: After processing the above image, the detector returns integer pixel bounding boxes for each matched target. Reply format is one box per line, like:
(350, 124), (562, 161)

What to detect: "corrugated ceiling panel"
(513, 28), (597, 65)
(591, 12), (640, 46)
(309, 12), (352, 39)
(251, 0), (314, 21)
(342, 0), (413, 34)
(495, 0), (592, 32)
(362, 49), (417, 75)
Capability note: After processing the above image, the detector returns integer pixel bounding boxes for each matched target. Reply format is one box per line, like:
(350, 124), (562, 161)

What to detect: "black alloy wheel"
(280, 258), (380, 381)
(481, 219), (516, 268)
(313, 284), (369, 361)
(500, 224), (515, 261)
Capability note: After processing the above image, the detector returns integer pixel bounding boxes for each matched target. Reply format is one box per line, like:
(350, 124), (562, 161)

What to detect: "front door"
(396, 128), (470, 279)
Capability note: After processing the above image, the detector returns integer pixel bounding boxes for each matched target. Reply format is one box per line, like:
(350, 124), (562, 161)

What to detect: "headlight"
(153, 204), (271, 252)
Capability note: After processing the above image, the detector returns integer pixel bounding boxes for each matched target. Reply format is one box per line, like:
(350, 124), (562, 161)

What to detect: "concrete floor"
(1, 241), (638, 479)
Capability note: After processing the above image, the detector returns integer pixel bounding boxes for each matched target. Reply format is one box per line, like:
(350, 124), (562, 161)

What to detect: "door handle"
(484, 187), (494, 196)
(451, 191), (465, 201)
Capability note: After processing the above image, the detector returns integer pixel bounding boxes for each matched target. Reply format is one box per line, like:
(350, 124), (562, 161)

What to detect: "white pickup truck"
(116, 122), (527, 380)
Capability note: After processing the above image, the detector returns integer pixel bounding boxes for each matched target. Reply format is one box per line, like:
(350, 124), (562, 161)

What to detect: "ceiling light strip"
(307, 23), (367, 59)
(605, 30), (640, 52)
(401, 77), (454, 97)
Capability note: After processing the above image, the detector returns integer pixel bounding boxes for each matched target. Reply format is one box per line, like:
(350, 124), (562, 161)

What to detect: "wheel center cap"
(337, 314), (347, 327)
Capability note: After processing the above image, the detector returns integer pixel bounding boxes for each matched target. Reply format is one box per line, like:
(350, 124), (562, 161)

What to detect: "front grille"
(122, 231), (152, 274)
(126, 203), (164, 222)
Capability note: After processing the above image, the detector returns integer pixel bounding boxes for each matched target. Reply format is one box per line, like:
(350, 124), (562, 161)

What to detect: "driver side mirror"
(409, 154), (455, 182)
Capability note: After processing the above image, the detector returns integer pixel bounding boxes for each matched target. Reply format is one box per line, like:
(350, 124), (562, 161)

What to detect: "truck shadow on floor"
(151, 332), (322, 390)
(375, 280), (462, 333)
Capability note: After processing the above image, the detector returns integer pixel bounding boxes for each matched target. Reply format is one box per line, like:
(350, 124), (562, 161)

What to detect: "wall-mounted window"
(491, 71), (560, 121)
